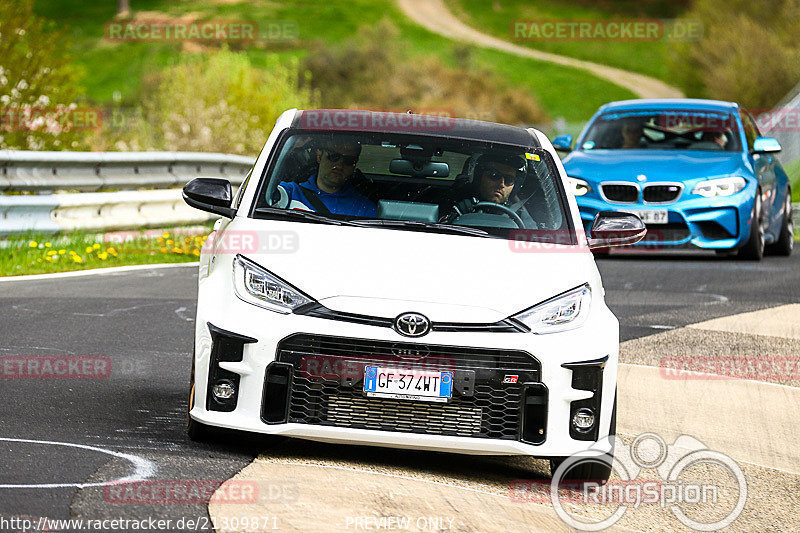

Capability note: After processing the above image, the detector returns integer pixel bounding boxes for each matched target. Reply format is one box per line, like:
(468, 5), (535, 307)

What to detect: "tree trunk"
(116, 0), (130, 17)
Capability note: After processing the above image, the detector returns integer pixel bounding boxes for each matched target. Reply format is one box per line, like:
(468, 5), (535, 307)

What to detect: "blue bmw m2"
(554, 99), (793, 259)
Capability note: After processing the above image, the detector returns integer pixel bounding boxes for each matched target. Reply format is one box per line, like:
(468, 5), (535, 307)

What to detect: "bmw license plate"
(629, 209), (668, 224)
(363, 366), (453, 402)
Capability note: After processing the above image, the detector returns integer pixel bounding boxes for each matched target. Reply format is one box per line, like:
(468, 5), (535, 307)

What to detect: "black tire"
(738, 193), (764, 260)
(549, 392), (616, 487)
(765, 191), (793, 256)
(591, 247), (611, 257)
(187, 354), (214, 442)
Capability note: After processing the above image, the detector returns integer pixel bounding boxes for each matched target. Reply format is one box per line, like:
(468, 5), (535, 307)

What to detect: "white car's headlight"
(233, 255), (313, 314)
(511, 284), (592, 334)
(565, 176), (591, 197)
(692, 176), (746, 197)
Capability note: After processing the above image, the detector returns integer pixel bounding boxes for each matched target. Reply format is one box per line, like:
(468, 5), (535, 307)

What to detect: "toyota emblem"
(394, 312), (431, 337)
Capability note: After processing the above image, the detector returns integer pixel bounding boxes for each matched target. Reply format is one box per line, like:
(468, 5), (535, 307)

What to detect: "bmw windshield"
(581, 110), (742, 151)
(252, 131), (573, 243)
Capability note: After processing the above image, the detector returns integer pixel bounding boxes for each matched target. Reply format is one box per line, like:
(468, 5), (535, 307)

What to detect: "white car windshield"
(253, 131), (572, 242)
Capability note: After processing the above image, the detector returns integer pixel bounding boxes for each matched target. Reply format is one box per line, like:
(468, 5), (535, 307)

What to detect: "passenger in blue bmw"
(278, 139), (377, 217)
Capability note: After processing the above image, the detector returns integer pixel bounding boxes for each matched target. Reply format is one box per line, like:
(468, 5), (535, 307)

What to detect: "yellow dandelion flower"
(29, 241), (38, 248)
(172, 247), (183, 254)
(92, 243), (100, 249)
(73, 257), (83, 263)
(156, 237), (164, 243)
(166, 239), (174, 245)
(46, 250), (57, 256)
(160, 247), (168, 253)
(106, 247), (116, 254)
(37, 258), (43, 263)
(85, 246), (93, 253)
(98, 252), (108, 260)
(58, 249), (66, 254)
(44, 256), (52, 262)
(162, 232), (170, 239)
(45, 242), (52, 248)
(192, 249), (200, 256)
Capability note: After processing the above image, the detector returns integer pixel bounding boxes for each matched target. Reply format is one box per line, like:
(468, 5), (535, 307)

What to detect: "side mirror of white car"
(588, 211), (647, 249)
(183, 177), (236, 218)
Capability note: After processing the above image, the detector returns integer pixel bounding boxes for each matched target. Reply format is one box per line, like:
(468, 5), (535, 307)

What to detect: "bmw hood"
(228, 219), (599, 323)
(563, 150), (747, 182)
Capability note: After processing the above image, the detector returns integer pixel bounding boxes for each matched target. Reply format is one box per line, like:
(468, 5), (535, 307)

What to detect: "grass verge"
(445, 0), (684, 83)
(32, 0), (634, 122)
(0, 227), (209, 277)
(784, 158), (800, 202)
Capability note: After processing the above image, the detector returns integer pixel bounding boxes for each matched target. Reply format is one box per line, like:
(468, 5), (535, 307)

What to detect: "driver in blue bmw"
(278, 139), (377, 217)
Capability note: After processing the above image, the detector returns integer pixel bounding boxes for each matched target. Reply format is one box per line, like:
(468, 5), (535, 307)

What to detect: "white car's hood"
(230, 219), (599, 322)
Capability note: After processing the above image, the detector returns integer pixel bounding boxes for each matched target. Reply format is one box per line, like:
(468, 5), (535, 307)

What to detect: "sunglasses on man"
(325, 150), (359, 166)
(484, 168), (518, 186)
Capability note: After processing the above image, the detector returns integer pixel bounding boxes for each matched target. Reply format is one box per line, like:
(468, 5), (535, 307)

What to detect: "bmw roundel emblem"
(394, 312), (431, 337)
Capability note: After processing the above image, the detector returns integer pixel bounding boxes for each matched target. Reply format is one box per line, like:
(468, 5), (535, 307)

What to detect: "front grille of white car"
(273, 334), (541, 440)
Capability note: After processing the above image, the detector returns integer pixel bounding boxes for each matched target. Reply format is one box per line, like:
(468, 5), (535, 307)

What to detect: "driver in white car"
(446, 153), (538, 228)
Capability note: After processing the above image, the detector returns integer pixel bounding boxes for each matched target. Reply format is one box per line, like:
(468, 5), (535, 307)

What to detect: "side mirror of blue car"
(552, 134), (573, 153)
(751, 137), (781, 154)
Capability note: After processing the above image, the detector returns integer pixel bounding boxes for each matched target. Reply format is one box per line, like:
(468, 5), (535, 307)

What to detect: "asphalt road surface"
(1, 251), (798, 531)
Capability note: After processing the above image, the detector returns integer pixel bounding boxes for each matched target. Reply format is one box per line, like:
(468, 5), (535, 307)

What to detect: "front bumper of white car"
(190, 275), (619, 459)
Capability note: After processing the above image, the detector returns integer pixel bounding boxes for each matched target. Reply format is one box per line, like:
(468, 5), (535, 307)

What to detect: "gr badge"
(502, 375), (519, 384)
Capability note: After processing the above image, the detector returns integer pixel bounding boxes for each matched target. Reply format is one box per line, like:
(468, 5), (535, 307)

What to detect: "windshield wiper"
(355, 219), (492, 237)
(253, 207), (366, 227)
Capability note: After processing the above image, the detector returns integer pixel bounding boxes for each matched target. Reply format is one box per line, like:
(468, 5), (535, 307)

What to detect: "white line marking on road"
(0, 437), (156, 489)
(74, 302), (172, 318)
(0, 262), (199, 282)
(174, 307), (194, 322)
(648, 325), (676, 330)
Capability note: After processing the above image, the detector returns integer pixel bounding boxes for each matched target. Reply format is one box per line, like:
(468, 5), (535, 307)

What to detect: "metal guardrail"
(0, 150), (253, 192)
(0, 150), (254, 235)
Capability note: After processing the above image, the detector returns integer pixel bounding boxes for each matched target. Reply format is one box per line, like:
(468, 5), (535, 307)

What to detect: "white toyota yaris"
(184, 109), (645, 482)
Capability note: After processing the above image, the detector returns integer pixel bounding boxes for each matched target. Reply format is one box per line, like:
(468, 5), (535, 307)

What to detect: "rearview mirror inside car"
(183, 178), (236, 218)
(389, 159), (450, 178)
(588, 211), (647, 249)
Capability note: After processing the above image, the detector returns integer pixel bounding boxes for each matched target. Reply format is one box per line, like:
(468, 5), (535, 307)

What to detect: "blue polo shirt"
(278, 175), (377, 217)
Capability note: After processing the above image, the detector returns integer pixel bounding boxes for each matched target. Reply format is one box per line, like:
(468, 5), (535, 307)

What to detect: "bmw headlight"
(511, 284), (592, 334)
(692, 176), (746, 197)
(233, 255), (313, 313)
(565, 176), (591, 196)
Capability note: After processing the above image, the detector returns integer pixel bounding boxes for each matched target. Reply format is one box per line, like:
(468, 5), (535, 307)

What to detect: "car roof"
(597, 98), (740, 113)
(292, 109), (540, 148)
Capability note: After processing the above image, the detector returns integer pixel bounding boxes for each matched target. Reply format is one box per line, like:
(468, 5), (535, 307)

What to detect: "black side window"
(740, 111), (759, 150)
(233, 171), (251, 210)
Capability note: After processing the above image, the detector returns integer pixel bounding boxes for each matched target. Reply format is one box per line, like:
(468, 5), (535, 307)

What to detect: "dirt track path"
(395, 0), (684, 99)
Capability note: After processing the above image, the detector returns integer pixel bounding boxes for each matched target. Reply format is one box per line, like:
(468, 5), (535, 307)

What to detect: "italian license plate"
(629, 209), (668, 224)
(363, 366), (453, 402)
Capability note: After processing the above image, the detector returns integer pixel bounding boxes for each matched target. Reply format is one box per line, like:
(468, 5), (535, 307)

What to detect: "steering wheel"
(473, 201), (525, 228)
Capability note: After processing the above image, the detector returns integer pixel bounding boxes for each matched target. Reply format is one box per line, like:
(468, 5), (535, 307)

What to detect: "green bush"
(97, 50), (318, 155)
(301, 20), (548, 126)
(0, 0), (87, 150)
(669, 0), (800, 108)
